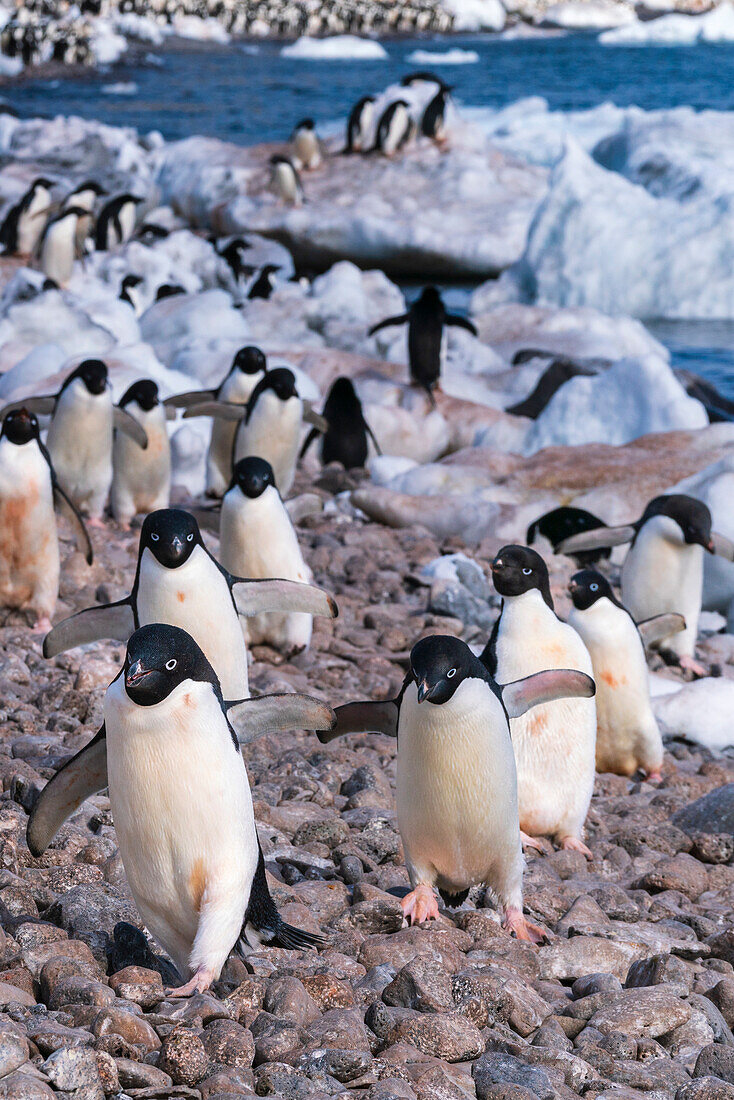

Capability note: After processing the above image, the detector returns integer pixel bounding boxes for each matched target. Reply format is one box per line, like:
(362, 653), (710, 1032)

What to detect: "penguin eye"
(447, 668), (457, 679)
(186, 533), (194, 542)
(151, 533), (159, 542)
(522, 567), (532, 576)
(590, 583), (598, 591)
(165, 659), (177, 671)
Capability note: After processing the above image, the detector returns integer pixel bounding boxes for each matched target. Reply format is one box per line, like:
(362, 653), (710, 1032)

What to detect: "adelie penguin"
(165, 345), (267, 498)
(482, 545), (597, 857)
(95, 193), (144, 251)
(184, 367), (327, 497)
(1, 360), (148, 523)
(270, 156), (305, 207)
(344, 94), (375, 153)
(369, 287), (477, 404)
(568, 570), (684, 783)
(39, 206), (88, 288)
(42, 507), (338, 699)
(527, 505), (610, 567)
(291, 118), (322, 170)
(111, 379), (173, 528)
(300, 376), (380, 470)
(557, 494), (734, 677)
(63, 179), (107, 252)
(319, 633), (593, 936)
(374, 99), (413, 156)
(421, 85), (452, 143)
(0, 408), (92, 633)
(247, 264), (280, 301)
(0, 177), (54, 257)
(27, 624), (333, 995)
(119, 274), (144, 313)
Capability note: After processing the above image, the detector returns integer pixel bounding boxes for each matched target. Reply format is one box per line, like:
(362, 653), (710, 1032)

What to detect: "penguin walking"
(218, 457), (316, 655)
(557, 494), (734, 677)
(165, 346), (267, 498)
(482, 545), (597, 857)
(291, 118), (322, 170)
(0, 408), (92, 632)
(421, 86), (452, 142)
(567, 570), (681, 782)
(111, 380), (172, 528)
(42, 508), (337, 699)
(184, 368), (326, 498)
(269, 156), (305, 207)
(27, 624), (333, 994)
(319, 634), (593, 936)
(373, 99), (413, 156)
(0, 177), (54, 257)
(38, 207), (87, 287)
(344, 94), (375, 153)
(300, 376), (380, 470)
(2, 360), (148, 523)
(369, 287), (477, 403)
(94, 194), (144, 251)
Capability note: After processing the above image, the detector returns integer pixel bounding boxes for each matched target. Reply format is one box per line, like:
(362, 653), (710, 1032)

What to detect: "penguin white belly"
(206, 371), (261, 498)
(234, 395), (301, 496)
(47, 385), (113, 517)
(621, 517), (703, 659)
(19, 187), (49, 254)
(0, 439), (59, 617)
(294, 131), (320, 169)
(136, 547), (249, 698)
(383, 106), (408, 155)
(569, 601), (662, 778)
(105, 678), (256, 977)
(397, 680), (522, 908)
(274, 164), (299, 205)
(41, 217), (76, 287)
(220, 486), (313, 652)
(495, 590), (596, 842)
(118, 202), (136, 244)
(112, 406), (171, 525)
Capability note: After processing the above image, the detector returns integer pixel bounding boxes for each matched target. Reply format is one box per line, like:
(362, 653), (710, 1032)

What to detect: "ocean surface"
(7, 32), (734, 397)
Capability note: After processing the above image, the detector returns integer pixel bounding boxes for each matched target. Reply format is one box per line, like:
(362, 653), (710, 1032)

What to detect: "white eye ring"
(447, 668), (457, 678)
(522, 567), (532, 575)
(590, 583), (598, 591)
(151, 533), (159, 541)
(165, 658), (177, 671)
(186, 533), (194, 542)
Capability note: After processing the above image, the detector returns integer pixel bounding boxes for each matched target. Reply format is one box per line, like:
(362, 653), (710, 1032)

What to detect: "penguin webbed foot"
(401, 883), (439, 925)
(520, 831), (550, 856)
(678, 654), (708, 679)
(559, 835), (593, 860)
(32, 615), (53, 635)
(503, 907), (548, 945)
(86, 515), (106, 530)
(166, 966), (216, 998)
(643, 769), (663, 784)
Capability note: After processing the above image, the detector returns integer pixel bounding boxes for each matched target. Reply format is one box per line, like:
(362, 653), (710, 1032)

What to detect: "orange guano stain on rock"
(189, 859), (206, 912)
(601, 670), (627, 689)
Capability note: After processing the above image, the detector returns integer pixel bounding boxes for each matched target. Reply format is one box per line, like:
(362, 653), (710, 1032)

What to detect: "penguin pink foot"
(401, 884), (439, 925)
(560, 835), (593, 860)
(166, 966), (216, 998)
(644, 769), (663, 784)
(679, 655), (707, 678)
(503, 907), (547, 944)
(33, 616), (52, 634)
(86, 516), (106, 530)
(520, 831), (547, 855)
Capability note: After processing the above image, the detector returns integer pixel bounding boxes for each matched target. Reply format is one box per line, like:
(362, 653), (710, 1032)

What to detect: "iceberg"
(280, 35), (388, 60)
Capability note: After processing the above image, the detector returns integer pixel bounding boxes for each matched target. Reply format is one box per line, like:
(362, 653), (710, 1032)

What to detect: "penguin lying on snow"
(165, 346), (267, 498)
(43, 507), (337, 700)
(111, 380), (173, 528)
(0, 177), (54, 257)
(0, 408), (92, 632)
(319, 633), (593, 936)
(28, 624), (333, 994)
(527, 505), (610, 567)
(557, 494), (734, 677)
(568, 570), (684, 783)
(482, 545), (597, 858)
(1, 360), (148, 523)
(369, 287), (477, 404)
(300, 376), (380, 470)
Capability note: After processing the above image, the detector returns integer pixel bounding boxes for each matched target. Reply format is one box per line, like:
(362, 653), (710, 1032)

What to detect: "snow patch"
(280, 35), (388, 59)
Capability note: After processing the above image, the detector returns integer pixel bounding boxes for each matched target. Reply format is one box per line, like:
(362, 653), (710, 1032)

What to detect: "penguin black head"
(250, 367), (298, 410)
(140, 508), (203, 568)
(641, 494), (714, 552)
(410, 634), (479, 705)
(71, 180), (107, 197)
(232, 346), (266, 376)
(156, 283), (186, 301)
(568, 570), (620, 611)
(231, 456), (276, 498)
(124, 623), (218, 706)
(30, 177), (54, 193)
(418, 286), (442, 308)
(2, 407), (40, 445)
(491, 545), (554, 609)
(121, 274), (143, 290)
(120, 379), (159, 412)
(296, 117), (315, 130)
(323, 376), (362, 421)
(63, 359), (108, 396)
(401, 71), (443, 87)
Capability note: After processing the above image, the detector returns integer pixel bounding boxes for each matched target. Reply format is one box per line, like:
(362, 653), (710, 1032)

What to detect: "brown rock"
(588, 988), (691, 1038)
(201, 1019), (255, 1068)
(108, 966), (164, 1009)
(158, 1026), (210, 1087)
(394, 1012), (484, 1062)
(92, 1006), (161, 1052)
(636, 854), (709, 900)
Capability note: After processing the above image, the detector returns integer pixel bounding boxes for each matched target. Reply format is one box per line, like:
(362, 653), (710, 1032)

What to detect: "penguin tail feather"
(273, 921), (326, 951)
(244, 846), (326, 952)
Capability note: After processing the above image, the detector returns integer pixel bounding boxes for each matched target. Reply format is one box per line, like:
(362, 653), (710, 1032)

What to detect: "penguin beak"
(568, 579), (578, 594)
(707, 539), (715, 554)
(492, 558), (504, 573)
(171, 535), (183, 555)
(125, 659), (150, 687)
(416, 680), (430, 703)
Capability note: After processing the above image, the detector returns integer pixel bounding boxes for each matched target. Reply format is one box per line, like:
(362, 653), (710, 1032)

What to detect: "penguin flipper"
(226, 692), (335, 744)
(163, 389), (217, 410)
(113, 407), (148, 449)
(302, 402), (328, 432)
(242, 847), (325, 951)
(636, 613), (687, 647)
(298, 426), (319, 461)
(43, 599), (135, 657)
(317, 698), (399, 744)
(501, 669), (596, 719)
(0, 395), (57, 418)
(52, 483), (94, 566)
(231, 578), (338, 620)
(557, 525), (636, 556)
(445, 313), (478, 336)
(26, 725), (107, 857)
(365, 420), (382, 456)
(712, 532), (734, 561)
(182, 401), (245, 422)
(368, 313), (408, 336)
(285, 493), (323, 523)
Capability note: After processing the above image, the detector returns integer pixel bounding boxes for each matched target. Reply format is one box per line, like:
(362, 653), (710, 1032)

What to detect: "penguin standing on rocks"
(344, 95), (375, 153)
(568, 570), (686, 781)
(369, 287), (478, 404)
(291, 118), (322, 170)
(557, 494), (734, 677)
(95, 194), (143, 251)
(42, 507), (337, 699)
(482, 545), (597, 857)
(0, 177), (54, 256)
(165, 346), (267, 498)
(38, 206), (87, 287)
(27, 624), (333, 994)
(270, 156), (305, 206)
(300, 376), (380, 470)
(0, 408), (92, 632)
(2, 360), (148, 523)
(319, 634), (593, 935)
(111, 380), (172, 528)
